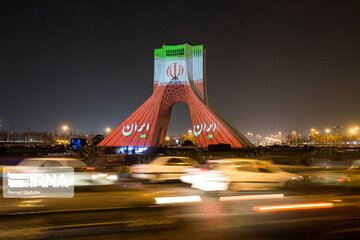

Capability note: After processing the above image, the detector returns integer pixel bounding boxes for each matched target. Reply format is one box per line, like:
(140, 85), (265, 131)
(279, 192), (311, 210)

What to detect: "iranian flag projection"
(99, 43), (252, 148)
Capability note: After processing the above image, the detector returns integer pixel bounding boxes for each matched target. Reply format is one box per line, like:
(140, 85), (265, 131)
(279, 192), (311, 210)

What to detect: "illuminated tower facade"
(99, 43), (251, 148)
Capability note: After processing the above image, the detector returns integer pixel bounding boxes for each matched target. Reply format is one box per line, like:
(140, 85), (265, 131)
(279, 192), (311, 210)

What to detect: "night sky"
(1, 0), (360, 137)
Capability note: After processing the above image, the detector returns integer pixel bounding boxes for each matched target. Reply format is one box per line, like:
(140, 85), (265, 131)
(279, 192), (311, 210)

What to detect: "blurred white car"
(17, 158), (117, 186)
(131, 156), (198, 182)
(180, 159), (231, 185)
(19, 158), (87, 168)
(183, 158), (300, 191)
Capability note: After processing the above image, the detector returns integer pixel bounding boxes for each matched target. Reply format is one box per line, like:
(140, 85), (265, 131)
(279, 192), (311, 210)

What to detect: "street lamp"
(350, 129), (356, 134)
(62, 125), (69, 138)
(105, 127), (111, 133)
(188, 130), (192, 134)
(324, 129), (331, 145)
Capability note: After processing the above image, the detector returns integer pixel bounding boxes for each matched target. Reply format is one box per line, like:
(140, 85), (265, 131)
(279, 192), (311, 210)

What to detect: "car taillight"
(253, 165), (266, 169)
(132, 167), (146, 173)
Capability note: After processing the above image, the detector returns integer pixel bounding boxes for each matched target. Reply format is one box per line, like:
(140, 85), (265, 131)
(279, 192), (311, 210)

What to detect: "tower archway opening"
(99, 43), (252, 148)
(166, 101), (193, 137)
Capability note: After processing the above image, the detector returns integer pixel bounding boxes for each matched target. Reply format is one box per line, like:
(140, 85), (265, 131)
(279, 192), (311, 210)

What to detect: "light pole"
(309, 128), (316, 144)
(105, 127), (111, 136)
(325, 129), (331, 145)
(349, 128), (357, 145)
(62, 125), (69, 138)
(187, 130), (194, 144)
(165, 136), (170, 147)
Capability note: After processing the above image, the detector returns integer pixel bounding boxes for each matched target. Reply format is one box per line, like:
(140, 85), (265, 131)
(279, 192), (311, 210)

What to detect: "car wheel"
(141, 179), (151, 184)
(148, 173), (162, 183)
(206, 191), (221, 197)
(283, 180), (291, 189)
(228, 182), (241, 192)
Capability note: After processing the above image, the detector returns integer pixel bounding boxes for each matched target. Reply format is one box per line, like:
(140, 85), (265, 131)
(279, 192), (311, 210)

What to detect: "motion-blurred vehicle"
(351, 159), (360, 167)
(131, 156), (198, 182)
(180, 159), (229, 185)
(298, 169), (360, 187)
(18, 157), (87, 168)
(0, 184), (176, 239)
(17, 157), (117, 186)
(182, 158), (300, 191)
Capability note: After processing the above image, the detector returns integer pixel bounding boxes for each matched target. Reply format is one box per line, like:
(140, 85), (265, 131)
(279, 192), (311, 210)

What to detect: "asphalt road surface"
(1, 182), (360, 239)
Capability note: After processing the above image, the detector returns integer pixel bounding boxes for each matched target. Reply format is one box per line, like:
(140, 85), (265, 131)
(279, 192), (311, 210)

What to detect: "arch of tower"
(99, 43), (252, 148)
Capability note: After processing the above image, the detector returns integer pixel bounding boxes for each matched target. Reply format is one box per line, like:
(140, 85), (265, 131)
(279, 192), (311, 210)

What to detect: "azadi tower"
(99, 43), (251, 148)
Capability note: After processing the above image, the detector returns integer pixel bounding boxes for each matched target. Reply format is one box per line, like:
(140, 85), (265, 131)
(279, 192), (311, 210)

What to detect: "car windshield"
(18, 159), (43, 167)
(256, 162), (282, 173)
(66, 160), (87, 168)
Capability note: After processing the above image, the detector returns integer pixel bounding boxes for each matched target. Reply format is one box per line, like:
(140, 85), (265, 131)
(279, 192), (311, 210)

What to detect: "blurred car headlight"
(291, 176), (304, 181)
(106, 175), (118, 181)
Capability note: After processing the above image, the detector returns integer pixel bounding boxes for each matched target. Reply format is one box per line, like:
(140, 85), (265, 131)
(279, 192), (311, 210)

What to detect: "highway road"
(1, 181), (360, 239)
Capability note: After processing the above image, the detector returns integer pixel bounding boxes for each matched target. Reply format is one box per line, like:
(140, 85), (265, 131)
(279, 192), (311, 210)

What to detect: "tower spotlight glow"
(97, 43), (252, 148)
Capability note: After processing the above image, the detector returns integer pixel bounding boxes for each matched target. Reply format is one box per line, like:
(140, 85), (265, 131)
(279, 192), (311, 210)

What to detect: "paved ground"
(1, 181), (360, 239)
